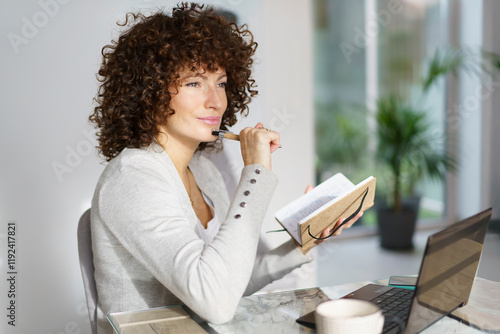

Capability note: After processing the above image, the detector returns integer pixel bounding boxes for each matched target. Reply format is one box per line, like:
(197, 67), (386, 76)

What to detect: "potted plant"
(374, 94), (457, 249)
(374, 48), (467, 249)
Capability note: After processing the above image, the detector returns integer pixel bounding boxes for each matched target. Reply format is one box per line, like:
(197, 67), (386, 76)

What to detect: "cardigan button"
(250, 179), (257, 184)
(255, 168), (261, 174)
(240, 202), (247, 208)
(235, 214), (241, 219)
(244, 190), (250, 196)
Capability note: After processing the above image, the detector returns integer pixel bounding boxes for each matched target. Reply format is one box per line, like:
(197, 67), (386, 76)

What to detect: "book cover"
(275, 173), (376, 251)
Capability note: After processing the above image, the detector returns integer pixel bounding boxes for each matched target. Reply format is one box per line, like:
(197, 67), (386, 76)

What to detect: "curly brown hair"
(89, 2), (258, 161)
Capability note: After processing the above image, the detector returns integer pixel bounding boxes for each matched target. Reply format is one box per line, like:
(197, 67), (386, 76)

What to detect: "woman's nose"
(205, 86), (226, 110)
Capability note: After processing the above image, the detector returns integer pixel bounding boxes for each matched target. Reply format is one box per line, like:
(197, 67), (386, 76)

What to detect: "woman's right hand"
(239, 123), (280, 171)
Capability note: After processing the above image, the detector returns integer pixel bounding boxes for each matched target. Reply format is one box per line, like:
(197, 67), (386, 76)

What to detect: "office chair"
(77, 209), (97, 334)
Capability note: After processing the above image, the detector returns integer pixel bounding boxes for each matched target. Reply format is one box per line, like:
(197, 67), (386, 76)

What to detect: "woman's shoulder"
(96, 144), (177, 189)
(119, 144), (167, 165)
(114, 143), (173, 168)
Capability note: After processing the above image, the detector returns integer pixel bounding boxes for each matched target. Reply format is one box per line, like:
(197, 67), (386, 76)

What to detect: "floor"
(315, 229), (500, 287)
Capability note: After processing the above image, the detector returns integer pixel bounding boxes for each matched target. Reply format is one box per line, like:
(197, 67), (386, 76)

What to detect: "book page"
(275, 173), (355, 244)
(299, 175), (374, 225)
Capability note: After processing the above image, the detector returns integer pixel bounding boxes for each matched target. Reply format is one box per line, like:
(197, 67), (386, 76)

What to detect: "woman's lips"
(198, 116), (221, 125)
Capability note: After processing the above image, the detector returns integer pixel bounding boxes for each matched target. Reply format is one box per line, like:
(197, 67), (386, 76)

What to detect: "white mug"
(315, 299), (385, 334)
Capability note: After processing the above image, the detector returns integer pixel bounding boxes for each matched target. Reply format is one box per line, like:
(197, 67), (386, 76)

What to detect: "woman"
(89, 3), (358, 333)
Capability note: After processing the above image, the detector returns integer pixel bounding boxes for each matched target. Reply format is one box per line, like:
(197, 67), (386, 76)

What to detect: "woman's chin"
(202, 136), (219, 143)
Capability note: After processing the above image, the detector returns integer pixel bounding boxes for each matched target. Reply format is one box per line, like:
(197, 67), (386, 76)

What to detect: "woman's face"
(162, 66), (228, 150)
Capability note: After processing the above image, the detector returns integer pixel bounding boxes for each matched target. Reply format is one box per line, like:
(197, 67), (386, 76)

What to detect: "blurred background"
(1, 0), (498, 333)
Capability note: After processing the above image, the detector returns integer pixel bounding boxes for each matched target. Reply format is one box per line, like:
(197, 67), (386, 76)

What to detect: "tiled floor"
(315, 229), (500, 287)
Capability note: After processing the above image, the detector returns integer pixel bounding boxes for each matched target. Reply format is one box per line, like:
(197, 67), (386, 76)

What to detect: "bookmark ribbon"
(307, 187), (369, 241)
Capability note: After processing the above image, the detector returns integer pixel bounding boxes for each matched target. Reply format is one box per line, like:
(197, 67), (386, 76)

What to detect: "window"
(313, 0), (451, 227)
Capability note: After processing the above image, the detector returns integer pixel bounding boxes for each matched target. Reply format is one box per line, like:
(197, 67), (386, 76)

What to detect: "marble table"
(107, 278), (499, 334)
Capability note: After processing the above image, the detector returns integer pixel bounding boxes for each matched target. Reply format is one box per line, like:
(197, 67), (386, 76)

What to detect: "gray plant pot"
(376, 196), (420, 250)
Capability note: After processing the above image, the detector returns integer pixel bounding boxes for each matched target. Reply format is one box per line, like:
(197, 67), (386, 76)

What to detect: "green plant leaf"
(421, 48), (467, 92)
(375, 94), (457, 211)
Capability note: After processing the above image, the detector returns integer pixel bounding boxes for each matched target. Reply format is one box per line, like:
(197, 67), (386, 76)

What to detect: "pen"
(212, 129), (282, 148)
(212, 129), (240, 141)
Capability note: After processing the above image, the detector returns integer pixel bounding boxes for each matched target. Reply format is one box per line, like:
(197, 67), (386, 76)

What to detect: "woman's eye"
(186, 82), (200, 87)
(218, 82), (227, 88)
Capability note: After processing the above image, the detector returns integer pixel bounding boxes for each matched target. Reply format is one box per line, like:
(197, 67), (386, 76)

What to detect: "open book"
(275, 173), (376, 251)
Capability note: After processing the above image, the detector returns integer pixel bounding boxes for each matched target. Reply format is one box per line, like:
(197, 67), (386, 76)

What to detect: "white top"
(91, 144), (313, 334)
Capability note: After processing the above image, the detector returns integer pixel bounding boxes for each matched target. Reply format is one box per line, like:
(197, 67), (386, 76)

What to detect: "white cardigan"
(90, 143), (312, 334)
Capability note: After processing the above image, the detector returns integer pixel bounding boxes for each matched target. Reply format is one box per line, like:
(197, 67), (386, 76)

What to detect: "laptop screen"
(406, 209), (491, 333)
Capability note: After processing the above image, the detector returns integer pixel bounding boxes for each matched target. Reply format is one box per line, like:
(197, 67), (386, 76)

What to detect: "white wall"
(0, 0), (314, 333)
(455, 0), (500, 220)
(482, 0), (500, 221)
(259, 0), (316, 289)
(456, 0), (483, 220)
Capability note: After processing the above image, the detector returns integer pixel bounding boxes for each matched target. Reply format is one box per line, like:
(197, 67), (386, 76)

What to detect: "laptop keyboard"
(370, 287), (414, 333)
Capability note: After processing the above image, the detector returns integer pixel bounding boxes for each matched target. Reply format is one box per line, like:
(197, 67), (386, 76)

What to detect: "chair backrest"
(77, 209), (97, 334)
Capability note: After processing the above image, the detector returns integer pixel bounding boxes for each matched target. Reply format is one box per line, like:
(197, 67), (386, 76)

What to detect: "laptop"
(296, 208), (492, 334)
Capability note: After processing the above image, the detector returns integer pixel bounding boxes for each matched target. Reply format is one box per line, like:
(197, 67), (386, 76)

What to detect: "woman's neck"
(155, 131), (198, 176)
